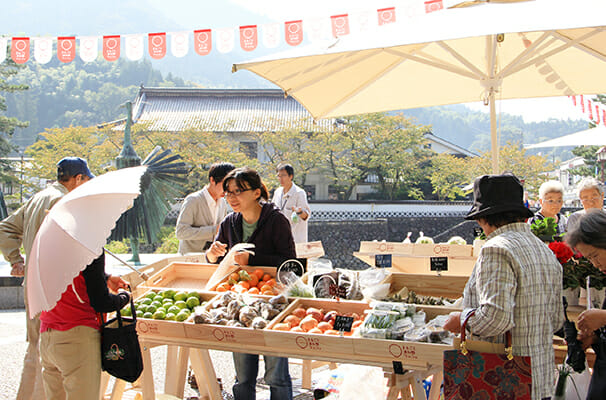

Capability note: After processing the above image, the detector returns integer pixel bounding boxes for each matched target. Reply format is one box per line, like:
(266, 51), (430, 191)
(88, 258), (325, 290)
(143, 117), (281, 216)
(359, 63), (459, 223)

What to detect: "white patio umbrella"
(524, 126), (606, 149)
(233, 0), (606, 173)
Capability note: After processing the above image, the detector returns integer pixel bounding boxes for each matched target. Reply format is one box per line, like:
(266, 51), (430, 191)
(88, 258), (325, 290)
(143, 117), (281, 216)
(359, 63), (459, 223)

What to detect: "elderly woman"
(566, 209), (606, 400)
(567, 177), (604, 231)
(528, 180), (567, 234)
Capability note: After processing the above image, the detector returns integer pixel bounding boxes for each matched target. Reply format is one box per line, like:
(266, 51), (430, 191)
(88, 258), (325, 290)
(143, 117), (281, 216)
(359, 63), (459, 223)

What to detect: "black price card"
(333, 315), (354, 332)
(392, 361), (405, 375)
(375, 254), (392, 268)
(329, 283), (348, 299)
(430, 256), (448, 272)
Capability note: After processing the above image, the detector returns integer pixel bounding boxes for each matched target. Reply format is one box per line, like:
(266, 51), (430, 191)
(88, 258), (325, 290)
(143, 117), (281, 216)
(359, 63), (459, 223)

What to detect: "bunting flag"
(33, 37), (53, 64)
(11, 37), (30, 64)
(331, 14), (350, 37)
(307, 17), (331, 43)
(425, 0), (444, 13)
(570, 95), (606, 124)
(262, 23), (280, 49)
(581, 95), (585, 112)
(378, 7), (396, 25)
(125, 34), (144, 61)
(350, 11), (372, 33)
(170, 32), (189, 58)
(103, 35), (120, 62)
(194, 29), (212, 56)
(0, 2), (470, 63)
(596, 105), (601, 124)
(285, 20), (303, 46)
(239, 25), (258, 52)
(57, 36), (76, 63)
(0, 37), (6, 63)
(80, 36), (98, 62)
(148, 32), (166, 59)
(216, 27), (235, 54)
(588, 100), (594, 120)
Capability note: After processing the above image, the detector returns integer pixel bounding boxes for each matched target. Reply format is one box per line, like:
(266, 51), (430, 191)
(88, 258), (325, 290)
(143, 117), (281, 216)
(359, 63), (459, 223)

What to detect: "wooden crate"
(134, 291), (217, 340)
(182, 293), (292, 347)
(264, 298), (371, 358)
(382, 272), (467, 300)
(355, 241), (476, 276)
(296, 241), (325, 258)
(353, 305), (455, 368)
(142, 262), (218, 291)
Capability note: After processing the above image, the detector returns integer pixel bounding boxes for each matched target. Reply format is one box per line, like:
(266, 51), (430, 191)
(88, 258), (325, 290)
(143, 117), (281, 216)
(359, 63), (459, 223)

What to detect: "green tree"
(430, 154), (469, 200)
(325, 113), (432, 200)
(568, 145), (600, 178)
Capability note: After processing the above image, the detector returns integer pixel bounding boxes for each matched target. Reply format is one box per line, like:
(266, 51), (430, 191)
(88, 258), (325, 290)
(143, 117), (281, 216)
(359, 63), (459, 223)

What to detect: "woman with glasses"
(528, 180), (567, 234)
(567, 177), (605, 231)
(206, 167), (295, 400)
(566, 209), (606, 399)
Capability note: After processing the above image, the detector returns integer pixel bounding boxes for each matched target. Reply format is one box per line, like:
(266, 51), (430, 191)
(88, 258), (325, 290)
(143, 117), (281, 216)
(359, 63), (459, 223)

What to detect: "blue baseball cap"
(56, 157), (95, 180)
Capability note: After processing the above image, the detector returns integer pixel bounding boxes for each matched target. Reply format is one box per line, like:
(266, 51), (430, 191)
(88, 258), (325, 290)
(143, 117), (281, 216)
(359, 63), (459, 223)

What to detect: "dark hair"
(209, 162), (235, 182)
(223, 167), (269, 201)
(566, 209), (606, 250)
(277, 163), (294, 177)
(479, 211), (529, 229)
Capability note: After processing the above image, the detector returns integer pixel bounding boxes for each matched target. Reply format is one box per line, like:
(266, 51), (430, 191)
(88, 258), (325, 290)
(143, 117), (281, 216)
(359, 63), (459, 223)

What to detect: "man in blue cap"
(0, 157), (94, 400)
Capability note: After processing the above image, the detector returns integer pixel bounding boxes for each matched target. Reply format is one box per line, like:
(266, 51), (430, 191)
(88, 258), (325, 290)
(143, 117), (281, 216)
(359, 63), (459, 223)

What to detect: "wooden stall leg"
(109, 379), (126, 400)
(302, 359), (312, 390)
(173, 346), (190, 398)
(410, 371), (427, 400)
(428, 370), (443, 400)
(140, 341), (156, 400)
(99, 372), (110, 400)
(164, 345), (180, 395)
(190, 348), (222, 400)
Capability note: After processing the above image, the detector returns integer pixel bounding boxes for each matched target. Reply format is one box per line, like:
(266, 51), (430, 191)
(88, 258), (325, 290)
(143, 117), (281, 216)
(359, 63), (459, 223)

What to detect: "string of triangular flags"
(569, 95), (606, 125)
(0, 0), (448, 64)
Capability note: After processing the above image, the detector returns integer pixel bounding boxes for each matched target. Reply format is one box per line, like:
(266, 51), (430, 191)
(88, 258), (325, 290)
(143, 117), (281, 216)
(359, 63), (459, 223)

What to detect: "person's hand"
(578, 309), (606, 334)
(578, 330), (597, 350)
(107, 275), (129, 293)
(443, 312), (462, 334)
(206, 241), (227, 263)
(234, 251), (250, 266)
(10, 262), (25, 277)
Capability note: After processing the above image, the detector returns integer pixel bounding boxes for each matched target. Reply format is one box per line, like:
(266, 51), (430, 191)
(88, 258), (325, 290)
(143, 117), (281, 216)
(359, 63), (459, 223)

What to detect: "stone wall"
(308, 216), (478, 270)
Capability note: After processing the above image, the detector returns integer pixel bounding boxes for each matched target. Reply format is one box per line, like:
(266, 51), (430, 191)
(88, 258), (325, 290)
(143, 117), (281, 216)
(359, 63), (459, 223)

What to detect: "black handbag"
(587, 296), (606, 400)
(100, 291), (143, 383)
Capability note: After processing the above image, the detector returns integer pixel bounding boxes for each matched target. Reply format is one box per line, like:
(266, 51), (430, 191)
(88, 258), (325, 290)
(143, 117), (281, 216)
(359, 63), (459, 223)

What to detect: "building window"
(239, 141), (258, 159)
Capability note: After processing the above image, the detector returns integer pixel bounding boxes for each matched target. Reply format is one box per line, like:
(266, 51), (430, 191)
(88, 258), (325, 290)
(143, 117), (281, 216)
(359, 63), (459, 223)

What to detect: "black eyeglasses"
(224, 188), (252, 198)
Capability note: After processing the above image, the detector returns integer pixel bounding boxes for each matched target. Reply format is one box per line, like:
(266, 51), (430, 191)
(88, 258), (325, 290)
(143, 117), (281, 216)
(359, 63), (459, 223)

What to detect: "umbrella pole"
(103, 247), (149, 281)
(490, 90), (499, 174)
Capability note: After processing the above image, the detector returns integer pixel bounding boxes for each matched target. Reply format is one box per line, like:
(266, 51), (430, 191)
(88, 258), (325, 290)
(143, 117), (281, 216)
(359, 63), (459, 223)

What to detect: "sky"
(146, 0), (588, 124)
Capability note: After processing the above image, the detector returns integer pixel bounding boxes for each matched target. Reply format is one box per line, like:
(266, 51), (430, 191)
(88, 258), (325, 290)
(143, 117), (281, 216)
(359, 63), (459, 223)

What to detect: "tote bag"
(100, 292), (143, 383)
(443, 311), (532, 400)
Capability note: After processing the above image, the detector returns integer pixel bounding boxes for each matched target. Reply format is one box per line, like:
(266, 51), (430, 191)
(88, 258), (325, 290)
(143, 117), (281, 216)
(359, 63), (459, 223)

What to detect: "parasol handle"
(103, 247), (150, 281)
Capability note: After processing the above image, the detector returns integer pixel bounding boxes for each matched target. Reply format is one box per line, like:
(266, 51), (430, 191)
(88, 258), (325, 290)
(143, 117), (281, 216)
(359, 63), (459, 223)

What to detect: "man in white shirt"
(272, 163), (311, 243)
(176, 162), (235, 254)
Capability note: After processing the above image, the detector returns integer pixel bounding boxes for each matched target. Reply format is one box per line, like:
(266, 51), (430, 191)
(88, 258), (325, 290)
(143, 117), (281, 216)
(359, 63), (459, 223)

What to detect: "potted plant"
(530, 217), (558, 243)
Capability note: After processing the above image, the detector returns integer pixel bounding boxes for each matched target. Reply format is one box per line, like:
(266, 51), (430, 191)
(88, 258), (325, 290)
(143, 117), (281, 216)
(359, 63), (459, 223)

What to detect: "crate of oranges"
(212, 266), (281, 296)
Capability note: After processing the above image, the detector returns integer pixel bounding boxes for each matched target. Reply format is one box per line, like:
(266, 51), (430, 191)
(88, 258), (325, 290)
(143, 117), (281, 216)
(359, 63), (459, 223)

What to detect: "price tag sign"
(375, 254), (392, 268)
(277, 259), (305, 284)
(333, 315), (354, 332)
(430, 256), (448, 272)
(329, 284), (348, 299)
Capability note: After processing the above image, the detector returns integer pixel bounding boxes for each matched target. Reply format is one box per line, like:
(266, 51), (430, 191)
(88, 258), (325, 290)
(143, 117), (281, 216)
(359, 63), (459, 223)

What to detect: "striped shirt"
(462, 222), (564, 400)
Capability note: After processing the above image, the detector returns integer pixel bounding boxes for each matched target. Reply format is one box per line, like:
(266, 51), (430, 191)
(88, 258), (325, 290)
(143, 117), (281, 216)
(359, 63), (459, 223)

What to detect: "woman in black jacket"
(207, 167), (295, 400)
